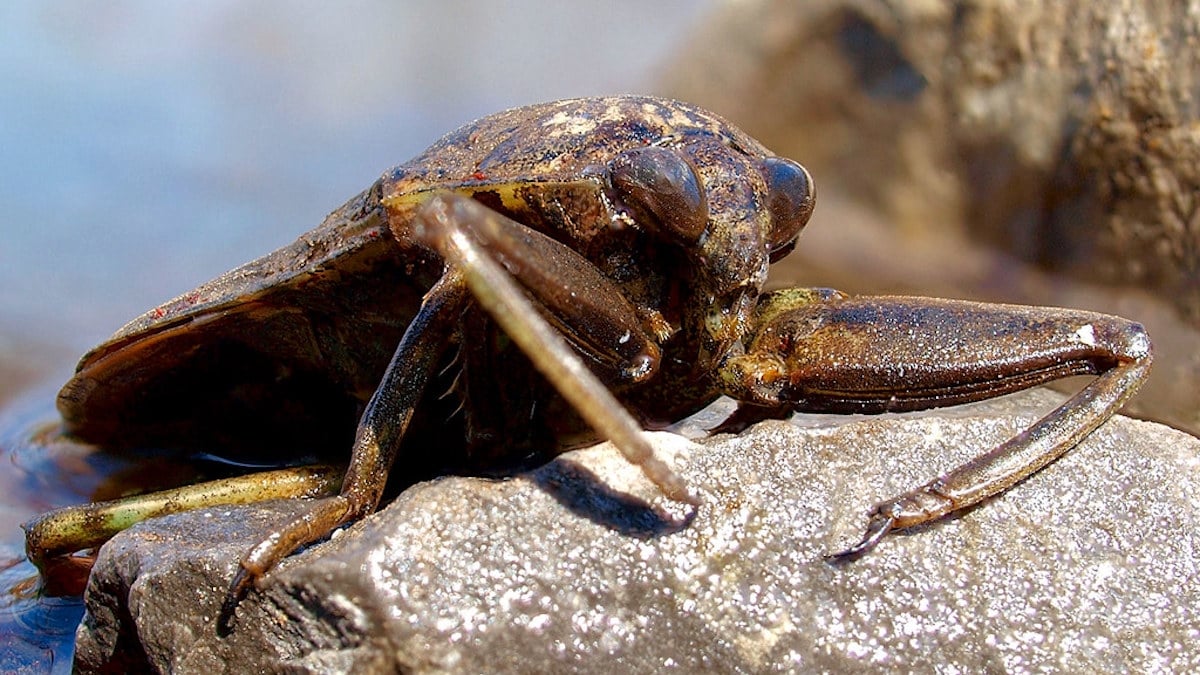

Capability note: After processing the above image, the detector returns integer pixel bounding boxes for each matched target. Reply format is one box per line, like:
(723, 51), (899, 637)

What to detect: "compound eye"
(609, 147), (708, 245)
(761, 157), (815, 257)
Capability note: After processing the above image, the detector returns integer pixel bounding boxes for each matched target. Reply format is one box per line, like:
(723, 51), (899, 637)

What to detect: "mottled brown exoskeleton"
(24, 97), (1151, 632)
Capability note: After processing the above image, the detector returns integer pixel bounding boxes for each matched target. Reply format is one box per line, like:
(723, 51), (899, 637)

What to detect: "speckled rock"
(75, 389), (1200, 673)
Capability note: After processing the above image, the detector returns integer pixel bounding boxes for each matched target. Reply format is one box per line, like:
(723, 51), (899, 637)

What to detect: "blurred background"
(2, 1), (1197, 669)
(5, 1), (1196, 425)
(0, 1), (713, 392)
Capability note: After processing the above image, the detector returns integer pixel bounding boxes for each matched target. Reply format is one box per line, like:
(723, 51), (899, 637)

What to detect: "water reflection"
(0, 390), (92, 671)
(0, 384), (326, 667)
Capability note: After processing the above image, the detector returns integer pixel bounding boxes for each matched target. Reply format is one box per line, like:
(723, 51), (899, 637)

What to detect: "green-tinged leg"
(219, 271), (468, 633)
(220, 193), (701, 632)
(23, 464), (343, 570)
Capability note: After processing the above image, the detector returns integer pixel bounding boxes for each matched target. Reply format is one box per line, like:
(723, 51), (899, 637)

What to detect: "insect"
(24, 96), (1151, 632)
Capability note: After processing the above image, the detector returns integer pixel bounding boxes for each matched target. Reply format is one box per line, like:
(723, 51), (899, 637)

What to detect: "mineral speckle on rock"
(74, 389), (1199, 673)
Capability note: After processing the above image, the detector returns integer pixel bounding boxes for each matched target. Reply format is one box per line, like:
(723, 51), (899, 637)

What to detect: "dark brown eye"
(761, 157), (815, 258)
(609, 147), (708, 245)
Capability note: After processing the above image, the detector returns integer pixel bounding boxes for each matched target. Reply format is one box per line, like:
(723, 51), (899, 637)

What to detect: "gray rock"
(75, 389), (1200, 673)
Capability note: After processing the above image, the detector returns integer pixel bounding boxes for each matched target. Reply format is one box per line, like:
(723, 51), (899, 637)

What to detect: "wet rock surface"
(76, 389), (1200, 673)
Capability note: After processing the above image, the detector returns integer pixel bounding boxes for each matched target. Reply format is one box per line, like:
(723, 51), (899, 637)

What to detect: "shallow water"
(0, 389), (94, 673)
(0, 385), (293, 669)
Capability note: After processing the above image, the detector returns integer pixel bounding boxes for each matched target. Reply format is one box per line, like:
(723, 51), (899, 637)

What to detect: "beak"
(698, 287), (757, 369)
